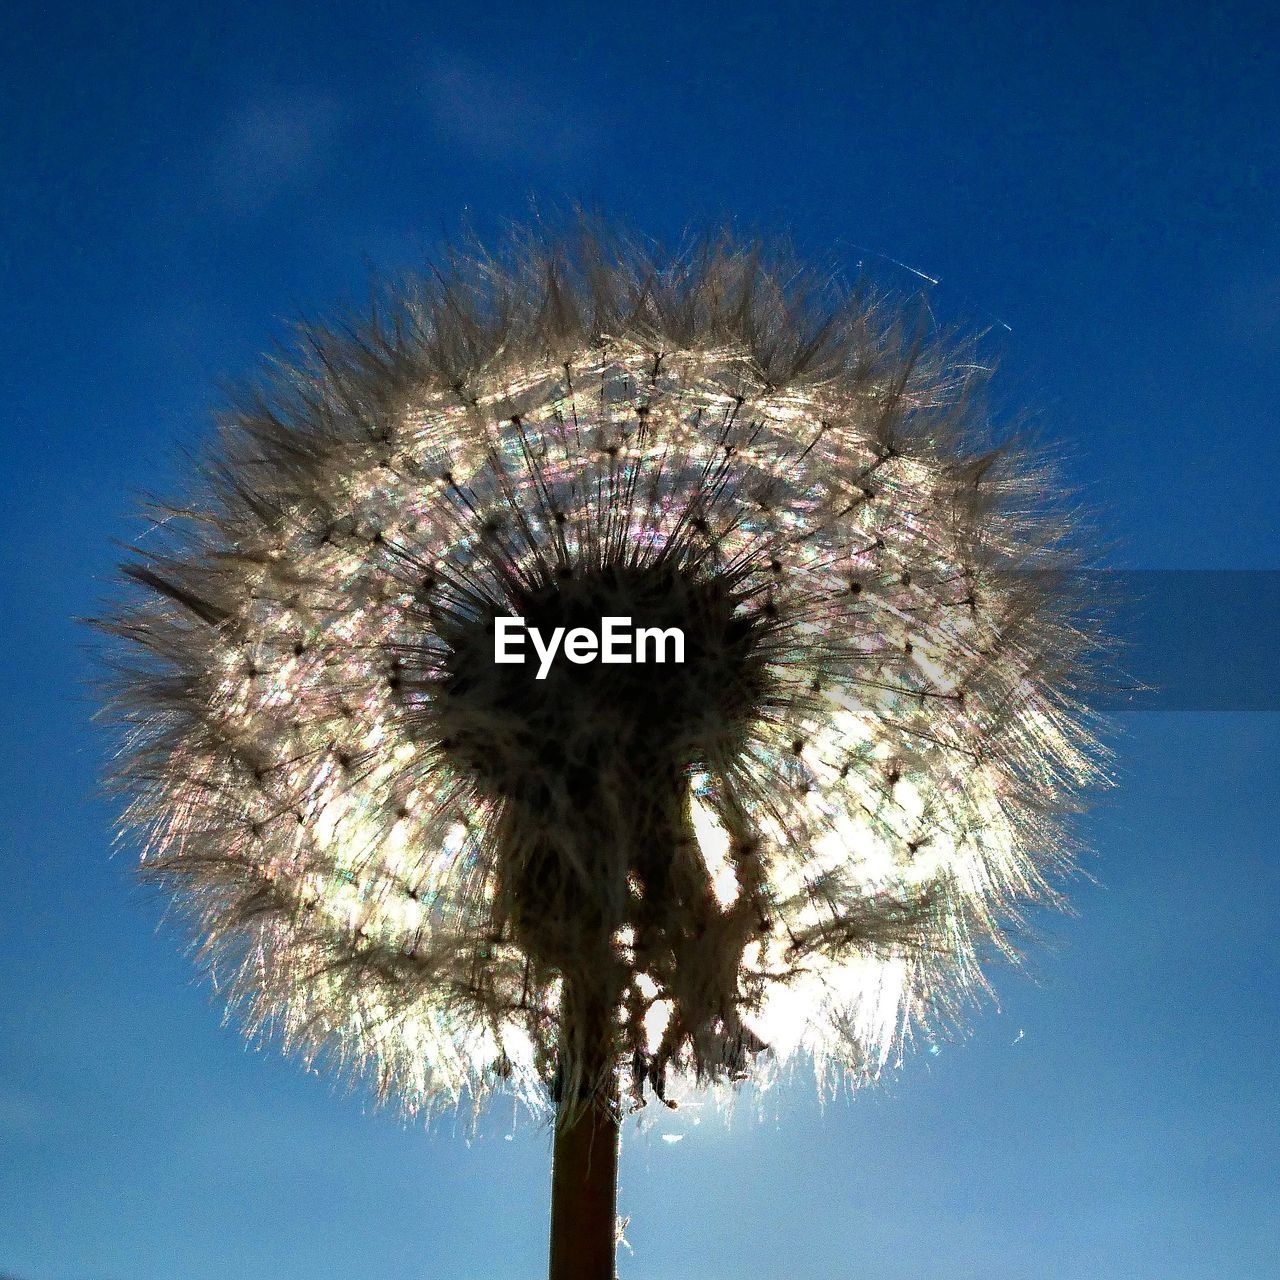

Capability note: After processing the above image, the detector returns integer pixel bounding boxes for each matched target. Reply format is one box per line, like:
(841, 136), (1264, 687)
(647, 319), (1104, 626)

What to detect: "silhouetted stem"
(548, 978), (620, 1280)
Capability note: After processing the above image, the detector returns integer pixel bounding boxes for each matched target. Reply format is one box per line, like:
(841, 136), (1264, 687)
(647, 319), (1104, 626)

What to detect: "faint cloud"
(423, 56), (597, 164)
(0, 1081), (46, 1138)
(212, 88), (342, 216)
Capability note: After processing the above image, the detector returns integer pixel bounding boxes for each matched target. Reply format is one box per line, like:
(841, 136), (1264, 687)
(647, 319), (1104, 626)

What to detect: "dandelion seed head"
(98, 225), (1106, 1121)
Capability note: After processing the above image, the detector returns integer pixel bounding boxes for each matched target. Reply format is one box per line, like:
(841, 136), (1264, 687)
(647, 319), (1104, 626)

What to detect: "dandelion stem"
(548, 975), (621, 1280)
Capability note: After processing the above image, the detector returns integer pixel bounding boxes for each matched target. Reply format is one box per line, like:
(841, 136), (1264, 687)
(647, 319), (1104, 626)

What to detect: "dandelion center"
(432, 560), (770, 788)
(412, 556), (776, 980)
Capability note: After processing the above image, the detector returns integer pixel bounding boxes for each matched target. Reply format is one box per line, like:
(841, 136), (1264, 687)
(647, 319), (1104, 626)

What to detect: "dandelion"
(97, 225), (1107, 1279)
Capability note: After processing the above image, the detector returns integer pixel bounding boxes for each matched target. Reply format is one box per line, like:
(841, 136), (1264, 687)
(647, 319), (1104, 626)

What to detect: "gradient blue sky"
(2, 2), (1278, 1277)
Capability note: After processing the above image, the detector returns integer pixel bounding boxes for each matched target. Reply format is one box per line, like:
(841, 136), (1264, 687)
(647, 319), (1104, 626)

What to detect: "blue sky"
(2, 2), (1277, 1277)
